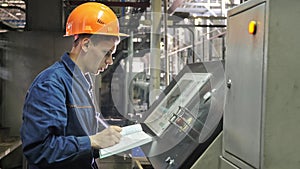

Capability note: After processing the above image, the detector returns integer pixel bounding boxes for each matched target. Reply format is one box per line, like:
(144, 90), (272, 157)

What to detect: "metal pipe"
(163, 0), (170, 86)
(125, 31), (134, 119)
(168, 24), (226, 28)
(149, 0), (162, 105)
(167, 0), (184, 14)
(186, 27), (195, 64)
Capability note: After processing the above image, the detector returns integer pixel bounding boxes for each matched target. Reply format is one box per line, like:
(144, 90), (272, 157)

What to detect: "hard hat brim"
(64, 32), (129, 37)
(98, 32), (130, 37)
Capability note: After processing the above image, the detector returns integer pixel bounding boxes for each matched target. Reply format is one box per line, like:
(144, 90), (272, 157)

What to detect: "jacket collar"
(61, 52), (90, 90)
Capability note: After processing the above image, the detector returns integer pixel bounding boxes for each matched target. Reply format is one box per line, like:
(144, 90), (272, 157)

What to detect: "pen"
(95, 115), (109, 128)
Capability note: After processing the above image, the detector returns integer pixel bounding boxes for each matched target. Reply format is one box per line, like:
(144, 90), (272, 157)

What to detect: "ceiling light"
(0, 30), (8, 33)
(1, 3), (9, 7)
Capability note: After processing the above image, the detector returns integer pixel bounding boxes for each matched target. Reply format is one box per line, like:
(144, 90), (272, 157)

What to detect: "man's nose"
(105, 55), (113, 65)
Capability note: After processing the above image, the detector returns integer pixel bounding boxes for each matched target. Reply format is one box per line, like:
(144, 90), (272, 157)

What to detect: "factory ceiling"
(0, 0), (25, 32)
(168, 0), (241, 17)
(0, 0), (242, 32)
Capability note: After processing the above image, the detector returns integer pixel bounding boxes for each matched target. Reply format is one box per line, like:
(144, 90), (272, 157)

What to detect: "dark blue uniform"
(21, 53), (99, 169)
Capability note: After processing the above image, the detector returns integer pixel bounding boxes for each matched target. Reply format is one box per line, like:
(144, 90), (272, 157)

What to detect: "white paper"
(99, 124), (153, 159)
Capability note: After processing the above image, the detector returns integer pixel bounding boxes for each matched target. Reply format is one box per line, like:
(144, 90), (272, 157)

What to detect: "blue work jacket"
(21, 53), (100, 169)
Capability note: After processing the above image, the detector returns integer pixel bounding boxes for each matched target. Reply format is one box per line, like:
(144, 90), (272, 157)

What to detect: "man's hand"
(89, 126), (122, 149)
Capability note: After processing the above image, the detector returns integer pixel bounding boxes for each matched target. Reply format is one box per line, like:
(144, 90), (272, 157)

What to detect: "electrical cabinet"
(223, 1), (265, 168)
(221, 0), (300, 169)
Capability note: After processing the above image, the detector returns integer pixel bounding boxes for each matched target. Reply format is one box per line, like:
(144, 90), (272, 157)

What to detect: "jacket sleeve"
(21, 79), (93, 167)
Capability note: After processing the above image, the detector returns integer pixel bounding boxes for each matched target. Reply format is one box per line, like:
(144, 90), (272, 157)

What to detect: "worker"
(20, 2), (128, 169)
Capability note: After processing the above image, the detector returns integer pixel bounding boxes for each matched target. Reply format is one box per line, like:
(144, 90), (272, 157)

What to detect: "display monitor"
(144, 73), (212, 137)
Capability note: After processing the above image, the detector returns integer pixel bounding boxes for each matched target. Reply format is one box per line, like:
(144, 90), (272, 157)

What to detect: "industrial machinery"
(136, 1), (300, 169)
(138, 61), (225, 169)
(192, 0), (300, 169)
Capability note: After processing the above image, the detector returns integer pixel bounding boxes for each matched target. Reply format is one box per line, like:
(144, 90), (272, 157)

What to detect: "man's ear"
(82, 39), (90, 52)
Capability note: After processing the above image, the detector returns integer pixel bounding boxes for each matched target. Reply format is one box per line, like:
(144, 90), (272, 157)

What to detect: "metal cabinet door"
(224, 2), (266, 168)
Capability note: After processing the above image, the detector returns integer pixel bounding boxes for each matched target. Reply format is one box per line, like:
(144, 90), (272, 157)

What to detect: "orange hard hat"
(65, 2), (128, 37)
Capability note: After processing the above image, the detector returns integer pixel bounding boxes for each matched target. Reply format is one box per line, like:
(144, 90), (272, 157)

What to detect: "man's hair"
(73, 34), (120, 47)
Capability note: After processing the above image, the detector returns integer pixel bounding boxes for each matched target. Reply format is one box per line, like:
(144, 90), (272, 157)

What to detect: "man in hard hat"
(20, 2), (128, 169)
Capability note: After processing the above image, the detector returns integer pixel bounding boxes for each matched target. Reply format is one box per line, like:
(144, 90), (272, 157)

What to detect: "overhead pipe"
(167, 0), (184, 14)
